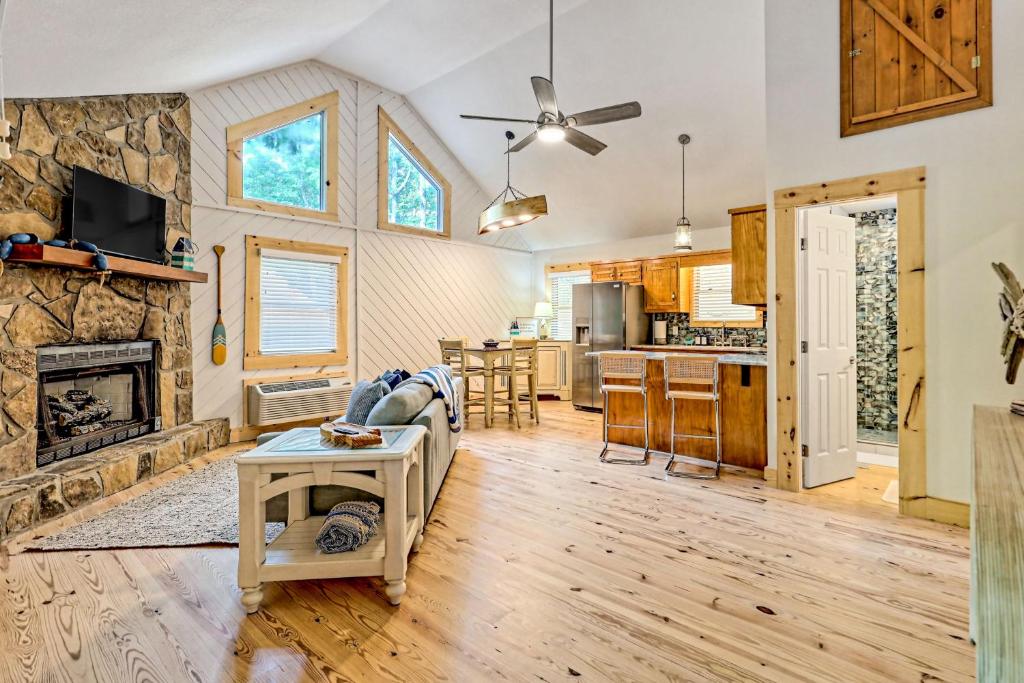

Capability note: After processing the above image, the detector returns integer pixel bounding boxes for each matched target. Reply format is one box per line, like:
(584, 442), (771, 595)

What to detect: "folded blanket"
(314, 501), (381, 554)
(403, 365), (462, 433)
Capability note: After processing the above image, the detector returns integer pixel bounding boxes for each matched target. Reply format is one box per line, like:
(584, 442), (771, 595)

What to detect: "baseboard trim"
(902, 496), (970, 528)
(763, 467), (778, 487)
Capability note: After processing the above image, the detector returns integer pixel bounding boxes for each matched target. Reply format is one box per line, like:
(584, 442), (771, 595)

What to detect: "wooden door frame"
(772, 167), (962, 525)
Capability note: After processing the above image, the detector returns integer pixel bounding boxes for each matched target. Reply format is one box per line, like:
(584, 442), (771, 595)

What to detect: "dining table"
(461, 343), (512, 427)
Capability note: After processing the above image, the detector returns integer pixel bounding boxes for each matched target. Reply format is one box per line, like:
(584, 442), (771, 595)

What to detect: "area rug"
(28, 455), (284, 551)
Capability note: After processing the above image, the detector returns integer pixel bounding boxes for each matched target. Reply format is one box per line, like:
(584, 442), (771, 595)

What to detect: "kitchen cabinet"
(729, 204), (767, 306)
(642, 257), (692, 314)
(591, 260), (642, 285)
(536, 342), (570, 398)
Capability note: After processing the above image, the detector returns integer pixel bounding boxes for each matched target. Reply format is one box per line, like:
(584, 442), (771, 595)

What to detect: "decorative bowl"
(482, 339), (500, 348)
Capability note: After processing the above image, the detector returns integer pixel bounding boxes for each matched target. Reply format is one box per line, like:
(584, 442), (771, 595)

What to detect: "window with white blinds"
(259, 248), (339, 356)
(691, 264), (759, 324)
(548, 269), (591, 340)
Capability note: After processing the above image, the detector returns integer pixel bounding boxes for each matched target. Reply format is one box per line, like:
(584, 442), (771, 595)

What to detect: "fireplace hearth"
(36, 341), (159, 467)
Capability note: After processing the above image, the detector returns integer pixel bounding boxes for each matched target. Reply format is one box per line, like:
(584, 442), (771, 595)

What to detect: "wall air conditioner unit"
(247, 377), (353, 427)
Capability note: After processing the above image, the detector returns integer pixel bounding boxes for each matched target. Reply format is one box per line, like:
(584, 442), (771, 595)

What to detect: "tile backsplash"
(652, 312), (767, 347)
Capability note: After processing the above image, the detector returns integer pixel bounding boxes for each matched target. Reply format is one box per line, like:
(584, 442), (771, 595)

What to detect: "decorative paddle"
(212, 245), (227, 365)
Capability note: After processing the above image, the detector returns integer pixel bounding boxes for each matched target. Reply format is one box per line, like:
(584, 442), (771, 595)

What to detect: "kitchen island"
(589, 349), (767, 470)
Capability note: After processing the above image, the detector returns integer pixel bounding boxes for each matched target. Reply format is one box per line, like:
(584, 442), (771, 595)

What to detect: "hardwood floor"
(0, 404), (973, 682)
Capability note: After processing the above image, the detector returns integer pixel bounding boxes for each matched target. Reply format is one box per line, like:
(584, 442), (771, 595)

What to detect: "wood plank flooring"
(0, 403), (973, 682)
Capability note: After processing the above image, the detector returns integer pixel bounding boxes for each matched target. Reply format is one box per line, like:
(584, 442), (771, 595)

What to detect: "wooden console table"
(236, 425), (426, 612)
(971, 406), (1024, 680)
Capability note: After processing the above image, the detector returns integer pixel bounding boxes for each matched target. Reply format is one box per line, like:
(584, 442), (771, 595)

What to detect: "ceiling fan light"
(537, 123), (566, 143)
(673, 217), (693, 252)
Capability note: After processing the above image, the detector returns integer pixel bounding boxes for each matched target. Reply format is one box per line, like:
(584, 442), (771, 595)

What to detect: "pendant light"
(673, 133), (692, 252)
(478, 130), (548, 234)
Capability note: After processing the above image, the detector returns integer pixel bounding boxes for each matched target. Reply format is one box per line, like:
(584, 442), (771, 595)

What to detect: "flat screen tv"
(69, 166), (166, 263)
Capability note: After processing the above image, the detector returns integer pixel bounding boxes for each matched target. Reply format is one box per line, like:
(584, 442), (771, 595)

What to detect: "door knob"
(849, 356), (855, 366)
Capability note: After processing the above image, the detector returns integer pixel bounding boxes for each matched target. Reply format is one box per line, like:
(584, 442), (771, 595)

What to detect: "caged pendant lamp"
(478, 131), (548, 234)
(673, 134), (692, 252)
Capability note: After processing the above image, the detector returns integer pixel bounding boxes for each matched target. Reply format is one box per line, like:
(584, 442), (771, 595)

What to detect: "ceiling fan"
(459, 0), (641, 156)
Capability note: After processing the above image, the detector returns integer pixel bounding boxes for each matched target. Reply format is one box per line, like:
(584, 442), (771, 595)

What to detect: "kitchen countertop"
(587, 350), (767, 366)
(631, 344), (767, 354)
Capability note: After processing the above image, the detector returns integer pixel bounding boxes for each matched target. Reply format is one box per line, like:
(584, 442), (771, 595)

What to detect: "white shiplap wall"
(188, 60), (533, 427)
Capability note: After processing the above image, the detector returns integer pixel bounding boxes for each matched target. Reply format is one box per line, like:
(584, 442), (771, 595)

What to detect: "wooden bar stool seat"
(663, 354), (721, 480)
(494, 339), (539, 428)
(598, 351), (650, 465)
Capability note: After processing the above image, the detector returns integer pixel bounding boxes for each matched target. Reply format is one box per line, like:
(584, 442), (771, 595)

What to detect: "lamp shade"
(533, 301), (554, 318)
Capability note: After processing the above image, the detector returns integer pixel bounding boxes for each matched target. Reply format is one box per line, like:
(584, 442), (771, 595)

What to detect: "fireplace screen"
(36, 341), (159, 467)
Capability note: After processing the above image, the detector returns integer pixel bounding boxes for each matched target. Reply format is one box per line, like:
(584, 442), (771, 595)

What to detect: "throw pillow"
(366, 383), (434, 426)
(379, 370), (403, 390)
(345, 380), (388, 425)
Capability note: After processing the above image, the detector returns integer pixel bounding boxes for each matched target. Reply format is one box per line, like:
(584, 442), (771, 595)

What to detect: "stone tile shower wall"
(0, 93), (193, 482)
(652, 312), (768, 347)
(854, 209), (898, 434)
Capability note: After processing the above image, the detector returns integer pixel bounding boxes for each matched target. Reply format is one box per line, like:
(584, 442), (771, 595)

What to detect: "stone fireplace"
(36, 340), (159, 467)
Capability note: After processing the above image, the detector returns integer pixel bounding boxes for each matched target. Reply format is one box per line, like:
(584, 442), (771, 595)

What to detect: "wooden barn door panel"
(841, 0), (991, 136)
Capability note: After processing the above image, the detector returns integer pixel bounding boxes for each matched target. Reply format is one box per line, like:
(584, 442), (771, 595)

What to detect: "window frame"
(689, 262), (764, 329)
(227, 92), (339, 222)
(243, 235), (349, 370)
(377, 106), (451, 240)
(545, 263), (592, 341)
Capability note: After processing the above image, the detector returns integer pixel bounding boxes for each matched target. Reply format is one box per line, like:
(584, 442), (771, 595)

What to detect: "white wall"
(530, 226), (731, 301)
(188, 60), (533, 428)
(764, 1), (1024, 502)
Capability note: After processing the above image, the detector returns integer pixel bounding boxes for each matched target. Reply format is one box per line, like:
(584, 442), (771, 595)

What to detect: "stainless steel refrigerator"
(572, 282), (649, 410)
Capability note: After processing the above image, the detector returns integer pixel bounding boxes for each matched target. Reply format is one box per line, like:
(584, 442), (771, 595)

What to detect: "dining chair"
(439, 338), (485, 420)
(494, 338), (539, 428)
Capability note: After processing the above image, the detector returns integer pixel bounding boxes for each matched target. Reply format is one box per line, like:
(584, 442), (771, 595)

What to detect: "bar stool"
(663, 354), (721, 479)
(439, 338), (486, 420)
(494, 339), (540, 428)
(598, 351), (650, 465)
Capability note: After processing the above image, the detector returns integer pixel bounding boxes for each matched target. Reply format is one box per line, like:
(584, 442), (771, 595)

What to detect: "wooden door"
(590, 264), (616, 282)
(729, 205), (767, 305)
(841, 0), (992, 136)
(615, 261), (642, 285)
(642, 258), (680, 312)
(536, 345), (561, 391)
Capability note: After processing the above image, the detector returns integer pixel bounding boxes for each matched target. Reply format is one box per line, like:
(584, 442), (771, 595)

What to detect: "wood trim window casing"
(840, 0), (992, 137)
(243, 235), (349, 371)
(226, 92), (340, 222)
(377, 106), (452, 240)
(773, 167), (934, 521)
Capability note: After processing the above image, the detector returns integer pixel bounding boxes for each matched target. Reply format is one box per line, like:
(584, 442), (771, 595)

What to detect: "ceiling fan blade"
(507, 130), (537, 153)
(531, 76), (559, 118)
(567, 101), (642, 127)
(564, 127), (607, 155)
(460, 114), (538, 124)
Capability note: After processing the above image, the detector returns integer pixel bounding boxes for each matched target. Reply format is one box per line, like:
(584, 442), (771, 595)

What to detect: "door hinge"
(801, 341), (808, 353)
(801, 444), (809, 459)
(800, 237), (807, 251)
(971, 55), (982, 69)
(848, 48), (862, 58)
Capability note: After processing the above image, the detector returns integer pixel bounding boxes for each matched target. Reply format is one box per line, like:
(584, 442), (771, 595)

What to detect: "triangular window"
(378, 107), (451, 239)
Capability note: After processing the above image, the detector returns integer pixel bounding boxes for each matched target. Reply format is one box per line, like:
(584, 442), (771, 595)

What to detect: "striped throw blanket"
(314, 501), (380, 554)
(405, 365), (462, 433)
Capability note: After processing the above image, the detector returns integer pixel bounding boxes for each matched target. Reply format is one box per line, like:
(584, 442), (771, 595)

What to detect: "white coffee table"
(236, 425), (427, 612)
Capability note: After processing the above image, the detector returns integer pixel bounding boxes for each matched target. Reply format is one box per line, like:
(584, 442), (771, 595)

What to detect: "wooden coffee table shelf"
(8, 243), (208, 283)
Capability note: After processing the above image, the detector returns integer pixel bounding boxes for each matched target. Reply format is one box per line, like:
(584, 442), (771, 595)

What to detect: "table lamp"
(534, 301), (554, 340)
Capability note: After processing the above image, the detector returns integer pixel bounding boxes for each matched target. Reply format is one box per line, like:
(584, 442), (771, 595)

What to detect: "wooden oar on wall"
(212, 245), (227, 365)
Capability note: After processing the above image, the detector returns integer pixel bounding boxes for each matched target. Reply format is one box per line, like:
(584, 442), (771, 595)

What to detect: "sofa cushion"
(345, 380), (389, 425)
(366, 383), (433, 426)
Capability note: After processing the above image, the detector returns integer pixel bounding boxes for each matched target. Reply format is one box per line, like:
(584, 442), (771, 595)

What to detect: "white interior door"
(803, 210), (857, 488)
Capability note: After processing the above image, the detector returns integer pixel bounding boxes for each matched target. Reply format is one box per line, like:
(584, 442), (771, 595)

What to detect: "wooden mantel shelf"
(7, 244), (208, 284)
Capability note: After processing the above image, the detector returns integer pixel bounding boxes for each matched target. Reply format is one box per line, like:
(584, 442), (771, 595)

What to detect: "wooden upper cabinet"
(642, 258), (690, 313)
(841, 0), (992, 137)
(590, 263), (617, 282)
(591, 260), (642, 284)
(729, 204), (767, 306)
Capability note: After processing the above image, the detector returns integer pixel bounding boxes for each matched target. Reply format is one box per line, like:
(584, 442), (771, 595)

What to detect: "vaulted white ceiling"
(4, 0), (766, 252)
